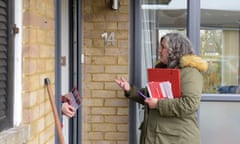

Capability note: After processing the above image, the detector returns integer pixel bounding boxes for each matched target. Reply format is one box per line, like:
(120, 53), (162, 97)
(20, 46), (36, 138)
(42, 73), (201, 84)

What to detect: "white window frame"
(13, 0), (23, 126)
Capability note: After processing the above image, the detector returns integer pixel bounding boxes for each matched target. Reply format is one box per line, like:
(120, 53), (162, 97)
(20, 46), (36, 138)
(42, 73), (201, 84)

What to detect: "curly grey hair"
(161, 33), (195, 68)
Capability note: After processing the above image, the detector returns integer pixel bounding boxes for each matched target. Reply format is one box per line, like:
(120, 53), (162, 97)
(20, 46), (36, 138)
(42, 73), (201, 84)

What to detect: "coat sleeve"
(124, 85), (148, 105)
(157, 67), (203, 117)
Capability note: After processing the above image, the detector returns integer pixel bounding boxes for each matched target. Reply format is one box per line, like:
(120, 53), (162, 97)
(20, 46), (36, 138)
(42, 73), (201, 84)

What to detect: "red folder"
(147, 68), (181, 98)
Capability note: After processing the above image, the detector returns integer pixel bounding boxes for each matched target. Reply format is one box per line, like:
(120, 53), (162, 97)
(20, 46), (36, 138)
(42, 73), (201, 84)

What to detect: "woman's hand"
(115, 77), (130, 92)
(62, 102), (76, 118)
(144, 98), (158, 109)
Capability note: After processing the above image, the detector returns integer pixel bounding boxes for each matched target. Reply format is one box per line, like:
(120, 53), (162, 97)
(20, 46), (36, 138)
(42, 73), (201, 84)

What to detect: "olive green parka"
(125, 55), (208, 144)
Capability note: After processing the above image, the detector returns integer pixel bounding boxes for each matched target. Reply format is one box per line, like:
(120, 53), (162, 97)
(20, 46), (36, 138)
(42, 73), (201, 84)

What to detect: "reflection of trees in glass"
(203, 60), (221, 93)
(201, 30), (222, 56)
(201, 30), (223, 93)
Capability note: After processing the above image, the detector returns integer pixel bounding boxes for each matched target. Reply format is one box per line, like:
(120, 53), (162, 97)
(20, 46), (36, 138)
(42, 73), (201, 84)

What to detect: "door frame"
(55, 0), (82, 144)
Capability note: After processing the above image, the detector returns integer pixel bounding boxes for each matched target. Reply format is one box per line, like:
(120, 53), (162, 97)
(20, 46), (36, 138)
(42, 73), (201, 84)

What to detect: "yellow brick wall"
(82, 0), (130, 143)
(22, 0), (55, 143)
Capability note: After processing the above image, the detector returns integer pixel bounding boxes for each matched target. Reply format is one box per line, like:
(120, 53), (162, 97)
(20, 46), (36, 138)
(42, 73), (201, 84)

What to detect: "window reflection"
(200, 0), (240, 94)
(201, 30), (240, 94)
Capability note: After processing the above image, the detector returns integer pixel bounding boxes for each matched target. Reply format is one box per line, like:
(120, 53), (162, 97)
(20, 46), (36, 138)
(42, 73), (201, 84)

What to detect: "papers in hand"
(69, 87), (82, 109)
(147, 81), (173, 99)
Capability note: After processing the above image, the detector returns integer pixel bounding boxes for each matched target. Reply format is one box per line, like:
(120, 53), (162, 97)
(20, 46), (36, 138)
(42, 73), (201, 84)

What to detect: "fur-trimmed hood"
(180, 55), (208, 72)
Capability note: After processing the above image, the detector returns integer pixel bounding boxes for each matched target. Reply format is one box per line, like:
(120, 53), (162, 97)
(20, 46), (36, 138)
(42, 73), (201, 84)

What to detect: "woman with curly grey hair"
(115, 32), (208, 144)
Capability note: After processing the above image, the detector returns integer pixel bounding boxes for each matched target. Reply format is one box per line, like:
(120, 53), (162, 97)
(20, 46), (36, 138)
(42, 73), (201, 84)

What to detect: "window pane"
(200, 0), (240, 94)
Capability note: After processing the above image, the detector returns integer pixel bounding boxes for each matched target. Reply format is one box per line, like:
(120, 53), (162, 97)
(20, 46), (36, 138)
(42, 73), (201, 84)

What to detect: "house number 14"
(101, 32), (115, 46)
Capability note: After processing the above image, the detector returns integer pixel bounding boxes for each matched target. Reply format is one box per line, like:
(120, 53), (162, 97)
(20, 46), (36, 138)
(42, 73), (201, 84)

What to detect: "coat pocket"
(155, 126), (180, 144)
